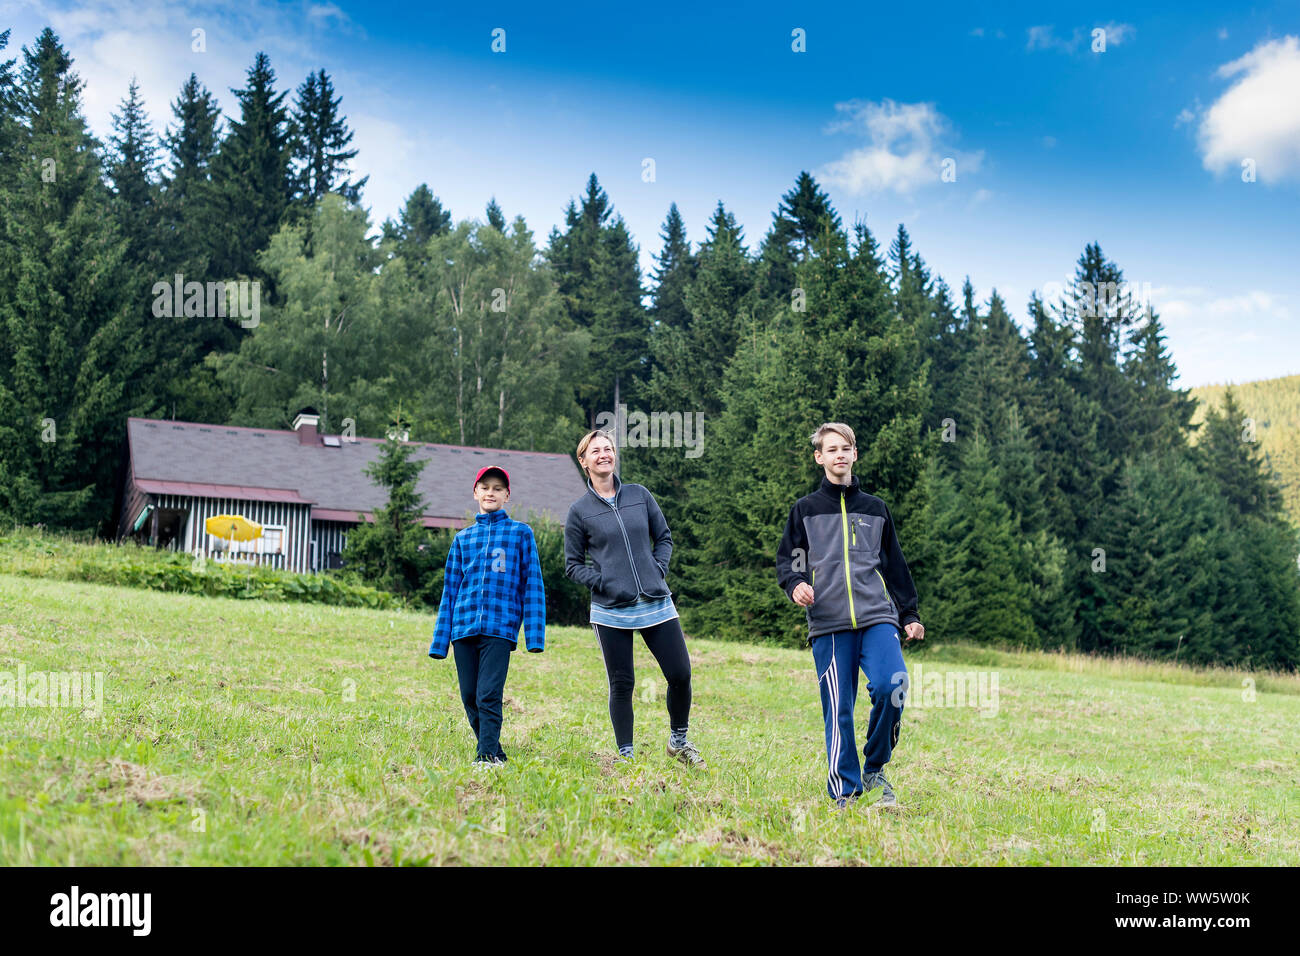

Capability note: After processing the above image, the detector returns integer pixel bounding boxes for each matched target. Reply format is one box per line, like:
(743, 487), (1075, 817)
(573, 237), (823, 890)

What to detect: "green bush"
(0, 526), (400, 610)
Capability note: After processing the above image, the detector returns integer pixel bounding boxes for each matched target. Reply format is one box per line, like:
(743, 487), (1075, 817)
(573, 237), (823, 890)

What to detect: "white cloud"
(817, 99), (984, 196)
(1148, 286), (1296, 386)
(1098, 22), (1136, 46)
(1198, 36), (1300, 185)
(1175, 107), (1196, 127)
(1218, 28), (1229, 40)
(1156, 289), (1290, 323)
(305, 3), (350, 27)
(1027, 23), (1133, 53)
(7, 0), (418, 218)
(1027, 25), (1083, 53)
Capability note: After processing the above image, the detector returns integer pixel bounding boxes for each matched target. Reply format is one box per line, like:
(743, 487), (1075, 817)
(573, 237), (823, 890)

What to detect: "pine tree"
(1096, 453), (1210, 659)
(1123, 304), (1197, 455)
(648, 202), (695, 333)
(953, 289), (1033, 445)
(163, 74), (221, 202)
(636, 201), (757, 573)
(545, 173), (646, 427)
(756, 171), (841, 302)
(0, 28), (139, 530)
(206, 52), (294, 282)
(1198, 388), (1285, 520)
(105, 78), (161, 266)
(156, 73), (235, 423)
(944, 433), (1037, 647)
(342, 432), (430, 597)
(381, 183), (451, 268)
(0, 29), (19, 180)
(923, 276), (968, 434)
(1056, 243), (1140, 496)
(485, 196), (506, 232)
(289, 68), (365, 214)
(683, 214), (930, 643)
(159, 73), (221, 275)
(889, 225), (931, 326)
(901, 454), (959, 642)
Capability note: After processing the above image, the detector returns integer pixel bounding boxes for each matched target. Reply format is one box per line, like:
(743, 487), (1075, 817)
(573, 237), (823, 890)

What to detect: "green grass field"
(2, 573), (1297, 865)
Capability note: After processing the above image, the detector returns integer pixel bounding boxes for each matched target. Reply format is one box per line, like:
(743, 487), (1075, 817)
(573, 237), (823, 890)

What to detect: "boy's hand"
(791, 582), (815, 606)
(903, 621), (925, 644)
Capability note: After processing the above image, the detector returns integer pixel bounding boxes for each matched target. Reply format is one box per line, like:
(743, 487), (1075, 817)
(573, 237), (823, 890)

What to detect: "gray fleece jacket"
(564, 474), (673, 608)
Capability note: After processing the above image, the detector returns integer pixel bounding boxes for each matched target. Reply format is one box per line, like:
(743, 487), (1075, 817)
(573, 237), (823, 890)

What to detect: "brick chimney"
(292, 411), (320, 445)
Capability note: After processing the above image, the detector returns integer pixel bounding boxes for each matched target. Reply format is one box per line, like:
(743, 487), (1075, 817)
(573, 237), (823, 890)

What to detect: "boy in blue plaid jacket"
(429, 466), (545, 765)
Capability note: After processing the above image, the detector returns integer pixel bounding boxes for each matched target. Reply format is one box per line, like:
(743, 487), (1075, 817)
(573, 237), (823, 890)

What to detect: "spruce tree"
(105, 77), (161, 266)
(206, 52), (294, 282)
(637, 201), (756, 580)
(545, 173), (646, 427)
(923, 276), (969, 435)
(289, 68), (365, 215)
(159, 73), (221, 276)
(945, 433), (1037, 647)
(0, 28), (139, 530)
(756, 171), (841, 302)
(381, 183), (451, 268)
(342, 431), (430, 597)
(1056, 243), (1140, 497)
(648, 202), (695, 333)
(0, 29), (19, 180)
(953, 289), (1033, 445)
(156, 73), (233, 422)
(1199, 388), (1285, 519)
(485, 196), (506, 232)
(1123, 304), (1197, 455)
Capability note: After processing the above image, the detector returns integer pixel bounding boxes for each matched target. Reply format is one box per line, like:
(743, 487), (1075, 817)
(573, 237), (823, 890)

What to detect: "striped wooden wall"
(117, 471), (148, 541)
(311, 520), (353, 571)
(154, 494), (313, 574)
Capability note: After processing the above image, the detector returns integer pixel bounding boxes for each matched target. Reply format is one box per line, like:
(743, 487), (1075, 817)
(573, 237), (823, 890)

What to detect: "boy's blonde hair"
(575, 429), (616, 476)
(811, 422), (856, 451)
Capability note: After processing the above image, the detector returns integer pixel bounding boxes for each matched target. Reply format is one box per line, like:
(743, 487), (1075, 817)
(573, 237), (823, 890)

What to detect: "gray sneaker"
(666, 739), (707, 769)
(862, 771), (897, 806)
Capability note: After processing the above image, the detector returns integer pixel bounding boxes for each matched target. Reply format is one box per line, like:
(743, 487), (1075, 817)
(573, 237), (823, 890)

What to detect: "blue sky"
(4, 0), (1299, 388)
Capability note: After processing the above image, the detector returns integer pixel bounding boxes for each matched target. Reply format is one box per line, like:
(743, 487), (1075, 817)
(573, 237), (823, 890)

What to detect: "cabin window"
(259, 525), (285, 554)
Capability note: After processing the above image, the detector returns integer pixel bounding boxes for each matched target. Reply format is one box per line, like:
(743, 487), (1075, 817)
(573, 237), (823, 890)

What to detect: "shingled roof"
(126, 417), (587, 528)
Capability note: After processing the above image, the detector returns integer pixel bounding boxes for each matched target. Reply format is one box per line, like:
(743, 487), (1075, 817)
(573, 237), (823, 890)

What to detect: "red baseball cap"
(473, 465), (510, 491)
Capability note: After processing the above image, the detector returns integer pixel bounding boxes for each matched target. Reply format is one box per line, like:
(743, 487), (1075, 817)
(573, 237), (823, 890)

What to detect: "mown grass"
(1, 573), (1297, 865)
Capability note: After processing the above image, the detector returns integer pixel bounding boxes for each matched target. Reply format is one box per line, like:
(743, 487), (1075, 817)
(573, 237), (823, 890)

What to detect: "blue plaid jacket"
(428, 509), (546, 659)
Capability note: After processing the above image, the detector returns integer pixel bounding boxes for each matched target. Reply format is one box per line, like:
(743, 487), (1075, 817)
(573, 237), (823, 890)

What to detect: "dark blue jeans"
(452, 635), (513, 761)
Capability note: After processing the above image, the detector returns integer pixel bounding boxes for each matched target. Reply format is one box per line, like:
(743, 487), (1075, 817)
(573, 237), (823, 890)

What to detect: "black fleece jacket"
(776, 475), (921, 641)
(564, 474), (673, 609)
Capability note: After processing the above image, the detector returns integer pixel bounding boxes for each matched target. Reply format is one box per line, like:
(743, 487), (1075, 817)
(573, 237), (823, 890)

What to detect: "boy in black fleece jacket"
(776, 422), (925, 808)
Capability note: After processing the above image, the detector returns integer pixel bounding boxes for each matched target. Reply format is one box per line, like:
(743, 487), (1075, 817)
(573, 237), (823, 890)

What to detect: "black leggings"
(593, 618), (692, 749)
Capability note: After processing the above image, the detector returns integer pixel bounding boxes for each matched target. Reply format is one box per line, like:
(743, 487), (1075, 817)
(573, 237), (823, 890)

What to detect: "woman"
(564, 429), (706, 768)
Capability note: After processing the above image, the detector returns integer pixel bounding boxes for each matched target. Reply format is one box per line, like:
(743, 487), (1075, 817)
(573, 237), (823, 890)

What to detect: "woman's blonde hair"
(575, 429), (616, 475)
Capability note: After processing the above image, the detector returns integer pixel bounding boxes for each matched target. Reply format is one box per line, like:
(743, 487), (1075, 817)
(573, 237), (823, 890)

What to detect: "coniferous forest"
(2, 28), (1297, 668)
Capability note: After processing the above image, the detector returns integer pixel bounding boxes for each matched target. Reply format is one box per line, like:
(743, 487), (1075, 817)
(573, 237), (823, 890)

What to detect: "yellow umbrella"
(205, 514), (263, 558)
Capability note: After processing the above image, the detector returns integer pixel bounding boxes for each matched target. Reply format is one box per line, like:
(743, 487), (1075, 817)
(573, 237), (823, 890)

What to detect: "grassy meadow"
(1, 573), (1297, 865)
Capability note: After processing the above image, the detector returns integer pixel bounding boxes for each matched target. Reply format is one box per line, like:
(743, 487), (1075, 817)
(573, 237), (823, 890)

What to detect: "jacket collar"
(587, 472), (623, 503)
(474, 509), (509, 525)
(818, 474), (860, 498)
